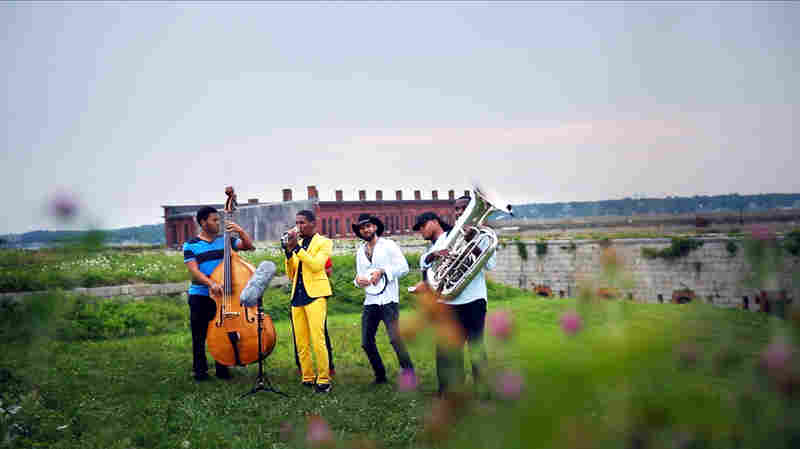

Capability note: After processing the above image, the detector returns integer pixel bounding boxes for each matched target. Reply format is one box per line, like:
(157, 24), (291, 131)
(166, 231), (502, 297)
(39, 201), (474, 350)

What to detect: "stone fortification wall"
(486, 238), (798, 308)
(235, 200), (315, 242)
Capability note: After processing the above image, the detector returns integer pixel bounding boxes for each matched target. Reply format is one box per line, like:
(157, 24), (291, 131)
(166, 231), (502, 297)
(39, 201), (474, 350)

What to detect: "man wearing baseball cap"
(413, 198), (496, 396)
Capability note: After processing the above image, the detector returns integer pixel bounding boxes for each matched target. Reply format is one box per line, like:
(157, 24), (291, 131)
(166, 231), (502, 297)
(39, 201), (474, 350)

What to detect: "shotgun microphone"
(240, 261), (277, 307)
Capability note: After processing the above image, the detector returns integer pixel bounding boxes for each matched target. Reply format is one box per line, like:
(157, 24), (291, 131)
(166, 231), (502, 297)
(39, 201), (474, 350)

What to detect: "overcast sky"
(2, 1), (797, 234)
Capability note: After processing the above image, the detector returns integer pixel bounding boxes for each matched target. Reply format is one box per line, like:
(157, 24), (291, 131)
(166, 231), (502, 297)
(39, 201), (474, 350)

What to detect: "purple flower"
(761, 340), (793, 374)
(306, 415), (333, 445)
(750, 225), (775, 241)
(49, 190), (78, 220)
(493, 370), (524, 400)
(560, 311), (582, 336)
(487, 310), (513, 340)
(397, 368), (418, 392)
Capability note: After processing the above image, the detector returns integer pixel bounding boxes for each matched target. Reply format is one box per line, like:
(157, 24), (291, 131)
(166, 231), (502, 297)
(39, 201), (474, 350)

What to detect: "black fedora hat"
(352, 213), (385, 240)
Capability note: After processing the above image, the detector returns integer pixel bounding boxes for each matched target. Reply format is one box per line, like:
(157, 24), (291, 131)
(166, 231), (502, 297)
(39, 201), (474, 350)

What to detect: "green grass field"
(2, 287), (798, 449)
(2, 242), (799, 449)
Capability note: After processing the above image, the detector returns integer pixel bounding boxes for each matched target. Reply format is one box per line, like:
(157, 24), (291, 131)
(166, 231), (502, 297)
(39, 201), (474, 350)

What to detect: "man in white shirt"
(352, 213), (415, 385)
(414, 197), (496, 395)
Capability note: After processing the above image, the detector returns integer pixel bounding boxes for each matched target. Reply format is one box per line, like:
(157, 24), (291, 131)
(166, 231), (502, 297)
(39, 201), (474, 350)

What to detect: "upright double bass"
(207, 187), (276, 366)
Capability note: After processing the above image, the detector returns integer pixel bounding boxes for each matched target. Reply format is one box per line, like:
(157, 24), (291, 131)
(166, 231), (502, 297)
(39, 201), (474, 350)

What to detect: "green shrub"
(0, 293), (187, 342)
(726, 240), (738, 256)
(641, 237), (704, 260)
(514, 239), (528, 261)
(784, 229), (800, 256)
(535, 241), (547, 257)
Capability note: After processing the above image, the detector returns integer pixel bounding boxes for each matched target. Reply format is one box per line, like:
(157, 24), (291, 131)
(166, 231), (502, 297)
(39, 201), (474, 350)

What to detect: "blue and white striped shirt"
(183, 236), (241, 296)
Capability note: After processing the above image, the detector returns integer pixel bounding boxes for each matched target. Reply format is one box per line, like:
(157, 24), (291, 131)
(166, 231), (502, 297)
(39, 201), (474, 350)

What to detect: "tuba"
(424, 185), (512, 301)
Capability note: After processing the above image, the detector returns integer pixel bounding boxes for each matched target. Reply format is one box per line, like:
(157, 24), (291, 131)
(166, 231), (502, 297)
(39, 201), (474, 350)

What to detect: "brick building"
(162, 186), (463, 248)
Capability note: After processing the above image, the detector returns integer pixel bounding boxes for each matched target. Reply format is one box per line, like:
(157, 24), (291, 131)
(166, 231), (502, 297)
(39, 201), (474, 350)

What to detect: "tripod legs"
(241, 365), (288, 399)
(241, 305), (288, 399)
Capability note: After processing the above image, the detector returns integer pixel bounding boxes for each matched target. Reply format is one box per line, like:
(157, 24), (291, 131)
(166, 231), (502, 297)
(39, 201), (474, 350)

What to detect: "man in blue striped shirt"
(183, 206), (254, 381)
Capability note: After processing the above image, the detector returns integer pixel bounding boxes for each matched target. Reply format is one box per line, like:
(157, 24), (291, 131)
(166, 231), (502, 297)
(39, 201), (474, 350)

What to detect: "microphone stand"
(241, 295), (287, 399)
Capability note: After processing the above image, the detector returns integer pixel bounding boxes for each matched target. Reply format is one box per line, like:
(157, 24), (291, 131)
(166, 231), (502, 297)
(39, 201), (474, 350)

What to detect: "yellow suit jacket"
(285, 233), (333, 300)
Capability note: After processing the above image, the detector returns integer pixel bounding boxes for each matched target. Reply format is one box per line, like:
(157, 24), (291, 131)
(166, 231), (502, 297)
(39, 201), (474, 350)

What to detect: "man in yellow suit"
(283, 210), (334, 393)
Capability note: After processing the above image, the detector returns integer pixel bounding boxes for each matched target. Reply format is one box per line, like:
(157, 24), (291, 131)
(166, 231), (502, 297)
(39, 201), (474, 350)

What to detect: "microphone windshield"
(240, 261), (277, 307)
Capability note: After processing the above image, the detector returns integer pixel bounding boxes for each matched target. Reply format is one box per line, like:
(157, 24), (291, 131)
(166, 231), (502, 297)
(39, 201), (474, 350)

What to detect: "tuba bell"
(424, 185), (512, 301)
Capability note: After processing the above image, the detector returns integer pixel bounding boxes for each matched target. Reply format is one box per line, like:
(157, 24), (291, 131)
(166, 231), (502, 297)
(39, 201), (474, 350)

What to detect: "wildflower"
(306, 415), (334, 446)
(760, 339), (793, 375)
(487, 309), (513, 340)
(560, 311), (582, 336)
(181, 441), (190, 449)
(405, 281), (465, 349)
(397, 368), (418, 392)
(49, 190), (79, 220)
(493, 370), (524, 400)
(760, 338), (800, 397)
(750, 225), (775, 241)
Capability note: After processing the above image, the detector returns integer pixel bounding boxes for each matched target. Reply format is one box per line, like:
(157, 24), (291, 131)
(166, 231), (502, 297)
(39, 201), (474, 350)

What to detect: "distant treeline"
(500, 193), (800, 220)
(2, 193), (799, 246)
(1, 224), (165, 247)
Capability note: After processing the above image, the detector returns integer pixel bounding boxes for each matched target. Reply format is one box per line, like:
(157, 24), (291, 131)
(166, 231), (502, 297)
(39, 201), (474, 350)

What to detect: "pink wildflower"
(49, 190), (78, 220)
(750, 225), (775, 241)
(560, 311), (582, 336)
(487, 310), (513, 340)
(306, 415), (333, 446)
(493, 370), (524, 400)
(397, 368), (418, 392)
(761, 340), (793, 374)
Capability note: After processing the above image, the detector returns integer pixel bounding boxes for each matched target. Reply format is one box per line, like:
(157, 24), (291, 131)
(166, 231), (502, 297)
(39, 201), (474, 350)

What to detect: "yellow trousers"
(291, 297), (330, 385)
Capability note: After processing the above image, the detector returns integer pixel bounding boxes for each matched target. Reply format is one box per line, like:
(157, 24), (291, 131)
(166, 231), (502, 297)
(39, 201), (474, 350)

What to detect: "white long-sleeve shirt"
(354, 237), (410, 305)
(420, 231), (497, 306)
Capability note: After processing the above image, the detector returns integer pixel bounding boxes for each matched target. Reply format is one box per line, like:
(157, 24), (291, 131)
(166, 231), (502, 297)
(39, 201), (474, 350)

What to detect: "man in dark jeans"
(183, 206), (255, 381)
(414, 196), (496, 395)
(352, 213), (414, 385)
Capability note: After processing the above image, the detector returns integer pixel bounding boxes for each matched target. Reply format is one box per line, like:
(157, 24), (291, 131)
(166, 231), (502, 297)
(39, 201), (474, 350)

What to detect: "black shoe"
(315, 383), (332, 393)
(215, 368), (232, 380)
(302, 381), (315, 388)
(371, 377), (388, 386)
